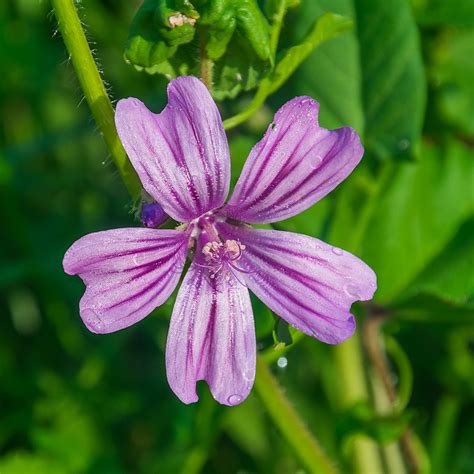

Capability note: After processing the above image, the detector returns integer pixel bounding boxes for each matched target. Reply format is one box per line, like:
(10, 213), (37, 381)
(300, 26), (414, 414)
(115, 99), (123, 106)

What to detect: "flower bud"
(140, 202), (168, 228)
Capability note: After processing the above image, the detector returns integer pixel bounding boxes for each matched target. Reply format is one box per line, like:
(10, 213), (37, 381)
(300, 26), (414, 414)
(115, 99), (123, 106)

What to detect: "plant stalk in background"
(51, 0), (141, 199)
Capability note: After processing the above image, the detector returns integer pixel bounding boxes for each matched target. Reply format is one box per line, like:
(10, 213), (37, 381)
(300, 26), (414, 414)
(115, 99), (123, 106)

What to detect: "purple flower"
(63, 76), (376, 406)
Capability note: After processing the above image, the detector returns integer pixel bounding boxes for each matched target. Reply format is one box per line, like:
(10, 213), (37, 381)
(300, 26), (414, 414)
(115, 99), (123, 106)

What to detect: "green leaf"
(360, 140), (474, 302)
(0, 452), (64, 474)
(273, 318), (293, 345)
(290, 0), (426, 159)
(224, 11), (353, 129)
(251, 295), (275, 339)
(406, 219), (474, 306)
(430, 29), (474, 136)
(264, 0), (300, 19)
(273, 198), (331, 237)
(124, 0), (272, 100)
(124, 0), (198, 69)
(391, 295), (474, 324)
(290, 0), (364, 132)
(339, 401), (412, 445)
(414, 0), (474, 27)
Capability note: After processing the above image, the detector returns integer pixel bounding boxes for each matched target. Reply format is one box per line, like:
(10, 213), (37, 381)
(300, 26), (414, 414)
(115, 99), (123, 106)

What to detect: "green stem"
(269, 0), (287, 58)
(429, 394), (461, 474)
(332, 336), (384, 474)
(331, 163), (397, 474)
(254, 355), (339, 474)
(261, 330), (305, 363)
(51, 0), (141, 198)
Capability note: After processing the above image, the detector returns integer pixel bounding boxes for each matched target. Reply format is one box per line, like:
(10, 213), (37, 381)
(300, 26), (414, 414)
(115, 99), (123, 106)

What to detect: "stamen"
(200, 239), (249, 286)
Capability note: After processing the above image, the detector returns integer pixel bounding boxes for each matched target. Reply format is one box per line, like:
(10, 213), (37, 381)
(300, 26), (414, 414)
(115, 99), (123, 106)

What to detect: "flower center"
(201, 239), (246, 281)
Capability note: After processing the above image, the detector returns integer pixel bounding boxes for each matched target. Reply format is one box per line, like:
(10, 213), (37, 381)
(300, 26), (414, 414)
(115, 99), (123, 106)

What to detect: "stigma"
(201, 239), (247, 282)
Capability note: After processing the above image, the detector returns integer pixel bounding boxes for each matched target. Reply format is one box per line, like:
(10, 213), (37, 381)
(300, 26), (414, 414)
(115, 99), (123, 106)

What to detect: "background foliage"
(0, 0), (473, 473)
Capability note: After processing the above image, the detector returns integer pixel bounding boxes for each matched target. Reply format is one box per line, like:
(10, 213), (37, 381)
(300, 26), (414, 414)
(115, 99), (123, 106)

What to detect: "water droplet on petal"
(344, 284), (361, 298)
(310, 155), (323, 170)
(227, 394), (243, 406)
(242, 370), (253, 381)
(332, 247), (343, 256)
(82, 309), (104, 332)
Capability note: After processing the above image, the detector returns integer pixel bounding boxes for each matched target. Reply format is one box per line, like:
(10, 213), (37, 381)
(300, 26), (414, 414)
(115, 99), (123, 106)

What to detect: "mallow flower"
(63, 76), (376, 406)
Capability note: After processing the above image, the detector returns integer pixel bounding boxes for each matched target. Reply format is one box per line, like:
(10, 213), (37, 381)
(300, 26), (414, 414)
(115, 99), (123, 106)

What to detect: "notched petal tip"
(80, 308), (107, 334)
(166, 260), (255, 407)
(168, 379), (251, 407)
(62, 237), (88, 276)
(212, 389), (250, 407)
(226, 95), (365, 224)
(166, 75), (205, 94)
(115, 97), (145, 115)
(114, 77), (231, 223)
(62, 248), (75, 276)
(216, 223), (375, 347)
(63, 228), (188, 335)
(319, 314), (356, 345)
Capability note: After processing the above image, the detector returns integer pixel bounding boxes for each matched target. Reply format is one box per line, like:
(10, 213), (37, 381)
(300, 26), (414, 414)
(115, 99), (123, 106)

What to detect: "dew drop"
(242, 370), (253, 381)
(310, 155), (323, 170)
(344, 284), (361, 298)
(332, 247), (343, 256)
(277, 356), (288, 368)
(227, 394), (243, 405)
(82, 309), (104, 332)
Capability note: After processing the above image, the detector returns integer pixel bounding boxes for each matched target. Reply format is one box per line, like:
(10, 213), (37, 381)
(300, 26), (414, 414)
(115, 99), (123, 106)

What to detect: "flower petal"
(166, 238), (255, 406)
(217, 223), (376, 344)
(63, 228), (188, 334)
(115, 76), (230, 222)
(225, 97), (363, 224)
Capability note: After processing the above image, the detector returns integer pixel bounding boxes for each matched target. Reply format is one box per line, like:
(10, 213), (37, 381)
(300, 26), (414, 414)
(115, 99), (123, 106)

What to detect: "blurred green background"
(0, 0), (473, 473)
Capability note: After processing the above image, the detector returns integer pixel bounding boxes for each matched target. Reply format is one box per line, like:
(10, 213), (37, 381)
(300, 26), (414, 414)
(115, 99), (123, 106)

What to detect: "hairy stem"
(51, 0), (140, 198)
(199, 29), (213, 91)
(254, 355), (339, 474)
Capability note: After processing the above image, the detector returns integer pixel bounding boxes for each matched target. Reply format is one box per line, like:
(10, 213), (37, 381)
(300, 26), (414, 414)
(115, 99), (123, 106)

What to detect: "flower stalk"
(51, 0), (141, 198)
(254, 355), (339, 474)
